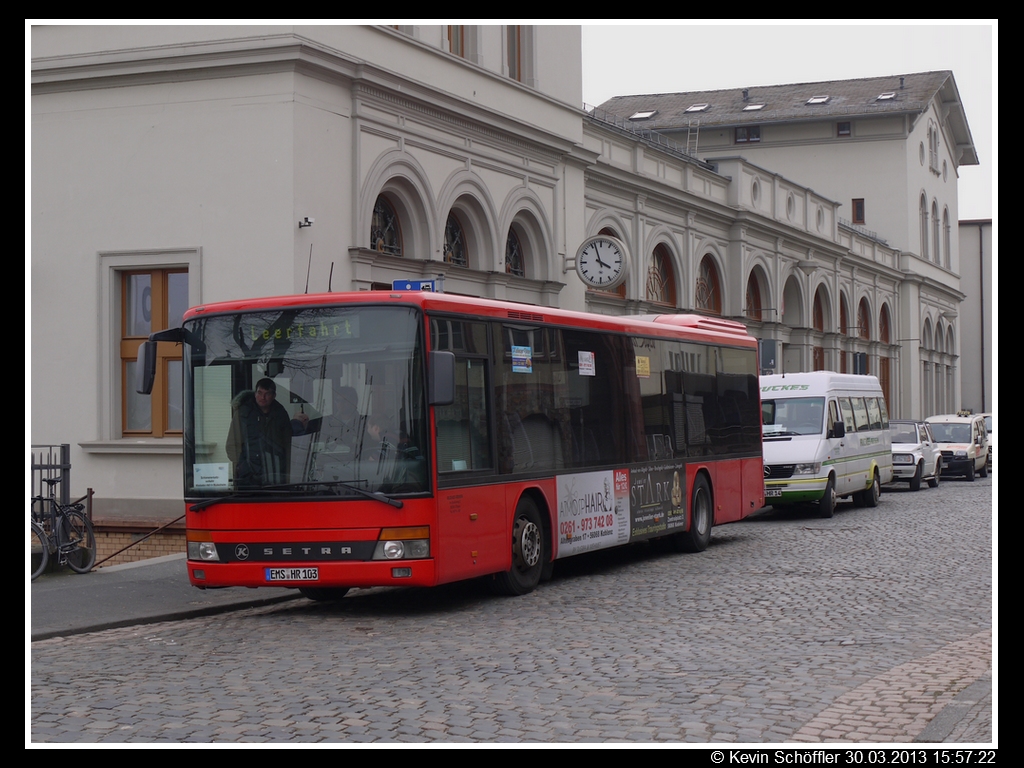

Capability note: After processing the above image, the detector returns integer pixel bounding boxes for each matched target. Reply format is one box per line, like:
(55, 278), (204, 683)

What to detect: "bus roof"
(183, 291), (758, 348)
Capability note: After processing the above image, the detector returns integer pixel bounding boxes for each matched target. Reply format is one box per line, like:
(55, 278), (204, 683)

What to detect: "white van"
(760, 372), (893, 517)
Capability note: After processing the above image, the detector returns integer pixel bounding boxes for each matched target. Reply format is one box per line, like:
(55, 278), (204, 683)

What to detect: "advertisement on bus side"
(555, 461), (686, 558)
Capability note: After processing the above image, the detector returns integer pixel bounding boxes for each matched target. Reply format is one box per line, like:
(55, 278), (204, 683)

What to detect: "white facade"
(31, 26), (978, 518)
(958, 219), (993, 414)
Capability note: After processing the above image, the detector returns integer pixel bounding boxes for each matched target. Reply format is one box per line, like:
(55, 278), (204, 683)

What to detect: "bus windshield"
(183, 305), (428, 499)
(761, 397), (825, 437)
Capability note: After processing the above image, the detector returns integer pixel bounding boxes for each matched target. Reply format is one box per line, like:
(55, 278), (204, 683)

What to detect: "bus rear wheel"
(670, 474), (713, 553)
(492, 496), (546, 596)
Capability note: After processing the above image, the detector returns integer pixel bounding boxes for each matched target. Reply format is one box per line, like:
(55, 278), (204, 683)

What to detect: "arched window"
(942, 209), (951, 269)
(839, 295), (850, 373)
(696, 255), (721, 315)
(646, 244), (676, 305)
(371, 196), (402, 256)
(858, 299), (871, 340)
(812, 288), (826, 371)
(505, 227), (525, 277)
(919, 194), (929, 261)
(878, 306), (891, 410)
(443, 212), (468, 267)
(932, 200), (940, 264)
(598, 227), (627, 298)
(813, 290), (825, 332)
(745, 271), (762, 321)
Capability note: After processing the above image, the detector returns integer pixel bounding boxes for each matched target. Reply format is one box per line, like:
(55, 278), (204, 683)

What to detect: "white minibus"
(760, 372), (893, 517)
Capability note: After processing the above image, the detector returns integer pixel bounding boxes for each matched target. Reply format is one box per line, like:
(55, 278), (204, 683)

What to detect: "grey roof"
(596, 71), (978, 165)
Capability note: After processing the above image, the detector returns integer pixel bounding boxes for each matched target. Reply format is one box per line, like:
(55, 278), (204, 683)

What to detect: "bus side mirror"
(831, 421), (845, 439)
(136, 340), (158, 395)
(135, 327), (186, 395)
(429, 350), (455, 406)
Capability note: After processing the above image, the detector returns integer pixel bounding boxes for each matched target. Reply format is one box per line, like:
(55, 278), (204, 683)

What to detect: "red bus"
(138, 291), (763, 599)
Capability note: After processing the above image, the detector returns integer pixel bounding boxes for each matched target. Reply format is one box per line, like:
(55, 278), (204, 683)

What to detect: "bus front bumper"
(187, 559), (437, 590)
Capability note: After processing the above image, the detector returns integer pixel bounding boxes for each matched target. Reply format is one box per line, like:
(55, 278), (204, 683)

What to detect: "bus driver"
(226, 378), (294, 488)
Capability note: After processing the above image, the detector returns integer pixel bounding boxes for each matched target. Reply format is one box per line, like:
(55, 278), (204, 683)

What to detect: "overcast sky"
(582, 21), (995, 221)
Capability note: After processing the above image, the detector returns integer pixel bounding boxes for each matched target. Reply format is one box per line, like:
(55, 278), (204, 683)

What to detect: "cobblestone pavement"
(30, 476), (993, 744)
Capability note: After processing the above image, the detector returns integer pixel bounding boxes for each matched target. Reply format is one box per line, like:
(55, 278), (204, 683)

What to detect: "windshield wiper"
(188, 488), (295, 512)
(188, 481), (404, 511)
(261, 480), (404, 508)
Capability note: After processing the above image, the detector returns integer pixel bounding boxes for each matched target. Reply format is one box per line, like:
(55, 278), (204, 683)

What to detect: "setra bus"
(137, 291), (763, 599)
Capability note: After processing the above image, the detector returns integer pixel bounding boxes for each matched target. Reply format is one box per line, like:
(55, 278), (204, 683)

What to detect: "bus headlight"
(793, 463), (821, 475)
(373, 527), (430, 560)
(187, 541), (221, 561)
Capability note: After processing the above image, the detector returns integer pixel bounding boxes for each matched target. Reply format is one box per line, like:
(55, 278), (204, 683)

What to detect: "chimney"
(900, 76), (905, 89)
(742, 89), (749, 101)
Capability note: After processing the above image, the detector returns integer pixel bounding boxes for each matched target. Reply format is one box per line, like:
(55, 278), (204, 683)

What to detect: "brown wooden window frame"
(852, 198), (865, 225)
(120, 268), (187, 437)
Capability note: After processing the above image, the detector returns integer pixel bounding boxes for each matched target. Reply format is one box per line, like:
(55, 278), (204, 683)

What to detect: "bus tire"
(492, 496), (545, 596)
(299, 587), (350, 602)
(863, 471), (881, 507)
(818, 475), (837, 518)
(672, 474), (713, 553)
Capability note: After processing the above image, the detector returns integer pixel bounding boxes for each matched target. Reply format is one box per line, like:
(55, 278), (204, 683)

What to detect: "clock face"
(576, 237), (626, 289)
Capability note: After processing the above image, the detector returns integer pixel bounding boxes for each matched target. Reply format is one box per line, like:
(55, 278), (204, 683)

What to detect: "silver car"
(890, 420), (943, 491)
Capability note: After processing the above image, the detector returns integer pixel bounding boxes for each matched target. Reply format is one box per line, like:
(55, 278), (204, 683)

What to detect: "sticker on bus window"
(578, 350), (595, 376)
(512, 346), (532, 373)
(193, 463), (231, 489)
(635, 355), (650, 378)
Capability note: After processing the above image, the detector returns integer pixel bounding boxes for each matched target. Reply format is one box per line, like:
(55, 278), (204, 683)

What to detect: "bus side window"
(838, 397), (856, 435)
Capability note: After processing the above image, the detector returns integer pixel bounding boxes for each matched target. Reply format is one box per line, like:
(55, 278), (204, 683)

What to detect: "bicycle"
(30, 477), (96, 581)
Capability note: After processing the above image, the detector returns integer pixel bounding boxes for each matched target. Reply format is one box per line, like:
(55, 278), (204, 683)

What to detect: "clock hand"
(595, 256), (611, 269)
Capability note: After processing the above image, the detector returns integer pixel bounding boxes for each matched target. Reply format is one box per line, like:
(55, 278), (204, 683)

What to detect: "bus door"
(825, 398), (845, 491)
(431, 318), (501, 582)
(837, 397), (856, 495)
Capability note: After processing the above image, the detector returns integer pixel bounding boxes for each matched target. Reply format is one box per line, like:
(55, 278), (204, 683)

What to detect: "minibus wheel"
(818, 475), (837, 518)
(863, 471), (881, 507)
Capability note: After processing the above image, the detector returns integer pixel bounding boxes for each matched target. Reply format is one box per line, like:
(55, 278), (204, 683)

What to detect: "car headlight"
(954, 450), (968, 458)
(893, 454), (914, 464)
(793, 462), (821, 475)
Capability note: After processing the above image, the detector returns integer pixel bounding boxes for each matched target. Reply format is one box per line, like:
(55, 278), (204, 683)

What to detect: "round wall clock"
(574, 235), (628, 289)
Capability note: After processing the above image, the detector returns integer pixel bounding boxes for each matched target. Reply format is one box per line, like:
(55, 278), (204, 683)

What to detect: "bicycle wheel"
(30, 521), (48, 581)
(58, 510), (96, 574)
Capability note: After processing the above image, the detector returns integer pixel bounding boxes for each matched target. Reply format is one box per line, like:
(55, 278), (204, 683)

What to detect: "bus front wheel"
(492, 496), (546, 596)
